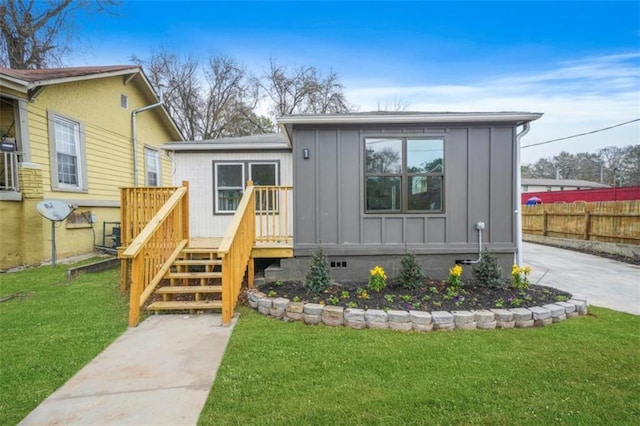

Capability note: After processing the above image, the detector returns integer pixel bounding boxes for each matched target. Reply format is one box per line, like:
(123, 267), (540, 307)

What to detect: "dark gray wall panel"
(318, 129), (339, 244)
(490, 127), (515, 243)
(339, 129), (361, 243)
(445, 128), (469, 242)
(467, 127), (491, 243)
(406, 217), (425, 243)
(384, 218), (403, 243)
(363, 218), (382, 243)
(293, 129), (317, 244)
(427, 217), (446, 243)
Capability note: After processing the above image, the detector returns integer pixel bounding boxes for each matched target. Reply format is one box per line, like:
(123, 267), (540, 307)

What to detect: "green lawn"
(0, 260), (128, 425)
(201, 306), (640, 425)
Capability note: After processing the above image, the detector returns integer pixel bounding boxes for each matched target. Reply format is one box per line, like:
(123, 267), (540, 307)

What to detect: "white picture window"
(144, 147), (160, 186)
(48, 111), (87, 192)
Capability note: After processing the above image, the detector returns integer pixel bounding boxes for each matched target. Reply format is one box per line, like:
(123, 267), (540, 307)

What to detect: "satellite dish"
(36, 200), (75, 267)
(37, 200), (72, 221)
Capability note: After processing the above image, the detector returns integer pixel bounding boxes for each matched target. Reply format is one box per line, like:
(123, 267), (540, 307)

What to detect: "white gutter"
(515, 122), (531, 266)
(132, 100), (163, 186)
(278, 112), (543, 125)
(160, 142), (291, 152)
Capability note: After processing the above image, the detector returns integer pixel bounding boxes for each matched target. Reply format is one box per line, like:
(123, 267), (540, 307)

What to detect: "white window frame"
(48, 110), (87, 192)
(144, 147), (161, 186)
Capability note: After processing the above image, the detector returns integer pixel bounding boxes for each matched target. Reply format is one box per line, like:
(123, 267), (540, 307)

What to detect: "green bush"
(305, 246), (331, 293)
(473, 250), (505, 288)
(397, 250), (425, 289)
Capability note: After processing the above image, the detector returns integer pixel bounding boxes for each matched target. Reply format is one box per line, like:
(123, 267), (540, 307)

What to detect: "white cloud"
(345, 52), (640, 163)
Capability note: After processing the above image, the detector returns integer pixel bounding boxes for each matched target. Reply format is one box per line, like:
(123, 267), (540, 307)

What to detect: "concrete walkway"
(523, 242), (640, 315)
(19, 314), (235, 426)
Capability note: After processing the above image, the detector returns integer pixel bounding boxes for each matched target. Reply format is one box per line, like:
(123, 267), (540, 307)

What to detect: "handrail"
(119, 182), (190, 326)
(219, 181), (256, 325)
(121, 187), (188, 258)
(0, 151), (20, 191)
(254, 185), (293, 243)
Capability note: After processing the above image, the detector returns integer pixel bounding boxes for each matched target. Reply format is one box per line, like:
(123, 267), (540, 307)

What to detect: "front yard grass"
(0, 260), (128, 425)
(201, 306), (640, 425)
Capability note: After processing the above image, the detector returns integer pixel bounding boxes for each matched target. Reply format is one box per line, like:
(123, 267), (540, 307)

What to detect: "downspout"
(515, 122), (531, 266)
(132, 95), (163, 186)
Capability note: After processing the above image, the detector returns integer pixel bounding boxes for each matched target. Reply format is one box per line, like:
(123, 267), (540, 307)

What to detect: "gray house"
(273, 111), (542, 280)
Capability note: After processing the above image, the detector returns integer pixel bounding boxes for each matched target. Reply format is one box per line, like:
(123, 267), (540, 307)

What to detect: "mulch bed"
(256, 280), (572, 312)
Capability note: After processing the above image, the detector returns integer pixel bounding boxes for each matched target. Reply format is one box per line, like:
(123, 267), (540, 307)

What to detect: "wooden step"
(155, 285), (222, 295)
(147, 300), (223, 311)
(165, 272), (222, 279)
(181, 248), (219, 254)
(173, 259), (222, 266)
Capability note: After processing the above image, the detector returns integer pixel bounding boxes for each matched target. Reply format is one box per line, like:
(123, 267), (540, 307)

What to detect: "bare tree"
(134, 51), (273, 140)
(261, 58), (351, 117)
(0, 0), (118, 69)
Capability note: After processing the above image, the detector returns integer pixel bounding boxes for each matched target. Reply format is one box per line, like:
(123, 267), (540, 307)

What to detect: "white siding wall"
(172, 151), (293, 237)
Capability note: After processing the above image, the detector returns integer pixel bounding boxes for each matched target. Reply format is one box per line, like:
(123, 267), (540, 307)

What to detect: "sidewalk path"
(523, 242), (640, 315)
(20, 314), (235, 426)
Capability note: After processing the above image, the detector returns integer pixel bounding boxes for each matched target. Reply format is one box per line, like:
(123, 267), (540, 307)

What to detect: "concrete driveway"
(523, 242), (640, 315)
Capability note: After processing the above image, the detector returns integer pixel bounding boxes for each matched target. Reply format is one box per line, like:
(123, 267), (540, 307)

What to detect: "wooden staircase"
(146, 247), (224, 313)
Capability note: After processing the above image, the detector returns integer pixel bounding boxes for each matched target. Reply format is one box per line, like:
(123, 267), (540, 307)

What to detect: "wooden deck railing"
(119, 182), (190, 326)
(218, 181), (256, 325)
(254, 185), (293, 243)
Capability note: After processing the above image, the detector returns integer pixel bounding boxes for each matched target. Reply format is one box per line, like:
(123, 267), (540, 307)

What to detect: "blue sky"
(73, 0), (640, 163)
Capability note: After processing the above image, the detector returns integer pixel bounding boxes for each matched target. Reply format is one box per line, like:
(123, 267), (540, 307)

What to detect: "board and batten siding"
(292, 124), (517, 256)
(172, 151), (293, 237)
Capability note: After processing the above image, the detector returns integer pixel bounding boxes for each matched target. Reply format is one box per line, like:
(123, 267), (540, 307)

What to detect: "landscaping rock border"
(246, 290), (588, 331)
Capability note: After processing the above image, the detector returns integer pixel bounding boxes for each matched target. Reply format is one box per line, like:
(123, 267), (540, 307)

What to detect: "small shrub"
(267, 290), (277, 298)
(292, 296), (301, 303)
(473, 251), (505, 288)
(429, 286), (439, 294)
(368, 266), (387, 292)
(305, 247), (331, 293)
(328, 295), (339, 305)
(555, 295), (568, 302)
(384, 294), (395, 303)
(340, 290), (350, 299)
(495, 298), (505, 308)
(346, 301), (357, 309)
(398, 250), (425, 289)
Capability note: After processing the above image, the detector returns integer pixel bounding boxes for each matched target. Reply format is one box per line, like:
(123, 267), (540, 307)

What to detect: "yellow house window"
(47, 110), (87, 192)
(144, 147), (160, 186)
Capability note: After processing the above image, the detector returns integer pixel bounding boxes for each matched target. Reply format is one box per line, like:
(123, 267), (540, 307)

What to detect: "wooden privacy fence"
(522, 200), (640, 245)
(119, 182), (190, 326)
(218, 181), (256, 325)
(254, 185), (293, 243)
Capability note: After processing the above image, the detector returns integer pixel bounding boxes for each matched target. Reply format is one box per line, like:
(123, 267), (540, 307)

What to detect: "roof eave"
(160, 142), (291, 152)
(277, 112), (543, 126)
(23, 67), (140, 90)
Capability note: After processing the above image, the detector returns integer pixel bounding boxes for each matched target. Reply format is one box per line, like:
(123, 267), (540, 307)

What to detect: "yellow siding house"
(0, 66), (183, 269)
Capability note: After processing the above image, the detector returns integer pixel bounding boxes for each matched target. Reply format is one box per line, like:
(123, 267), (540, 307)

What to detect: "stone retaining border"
(247, 290), (589, 331)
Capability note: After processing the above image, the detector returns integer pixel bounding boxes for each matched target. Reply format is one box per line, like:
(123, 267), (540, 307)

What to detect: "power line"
(522, 118), (640, 149)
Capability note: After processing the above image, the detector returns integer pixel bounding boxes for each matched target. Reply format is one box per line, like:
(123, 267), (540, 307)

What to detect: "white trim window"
(213, 161), (278, 213)
(48, 111), (87, 191)
(144, 147), (160, 186)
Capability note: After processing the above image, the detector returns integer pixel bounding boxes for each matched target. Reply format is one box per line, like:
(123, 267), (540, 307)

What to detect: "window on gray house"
(365, 137), (443, 213)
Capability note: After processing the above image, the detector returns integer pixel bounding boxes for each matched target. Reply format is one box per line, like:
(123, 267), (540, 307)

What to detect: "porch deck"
(189, 237), (293, 258)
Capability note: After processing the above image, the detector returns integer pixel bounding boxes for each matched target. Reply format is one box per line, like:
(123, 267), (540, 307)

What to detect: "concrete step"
(155, 285), (222, 295)
(147, 300), (223, 311)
